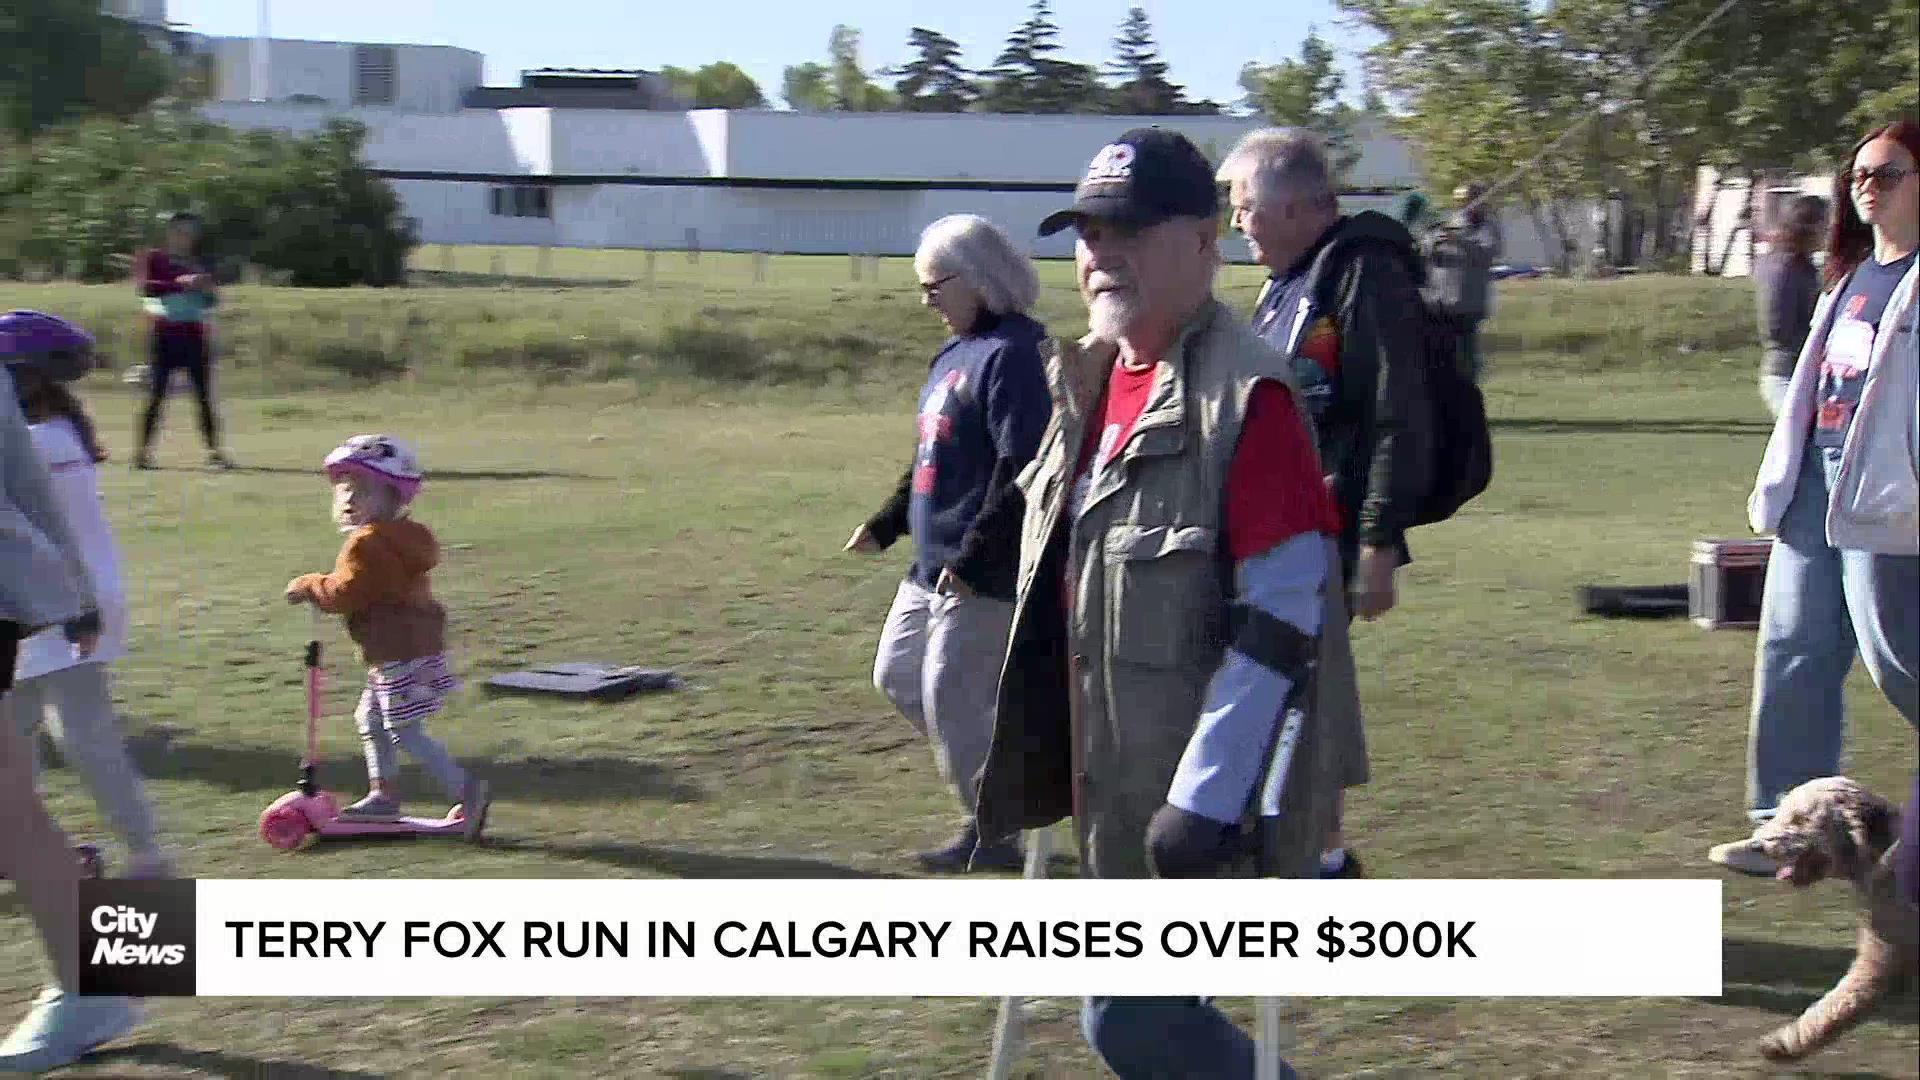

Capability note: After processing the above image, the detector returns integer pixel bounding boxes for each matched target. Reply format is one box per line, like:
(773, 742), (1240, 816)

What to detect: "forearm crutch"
(1253, 691), (1312, 1080)
(1256, 998), (1286, 1080)
(986, 823), (1052, 1080)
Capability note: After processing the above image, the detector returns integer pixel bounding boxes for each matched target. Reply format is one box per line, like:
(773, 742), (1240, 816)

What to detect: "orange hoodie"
(288, 519), (447, 665)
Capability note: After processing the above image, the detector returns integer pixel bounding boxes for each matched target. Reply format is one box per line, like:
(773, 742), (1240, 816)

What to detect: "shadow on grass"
(1711, 936), (1920, 1022)
(87, 1042), (386, 1078)
(407, 269), (639, 290)
(117, 725), (707, 804)
(1492, 417), (1773, 436)
(482, 835), (907, 879)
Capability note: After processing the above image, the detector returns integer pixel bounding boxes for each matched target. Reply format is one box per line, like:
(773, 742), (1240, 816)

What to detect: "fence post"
(442, 244), (453, 273)
(685, 228), (700, 264)
(644, 250), (656, 288)
(753, 252), (768, 285)
(537, 245), (551, 277)
(849, 252), (862, 282)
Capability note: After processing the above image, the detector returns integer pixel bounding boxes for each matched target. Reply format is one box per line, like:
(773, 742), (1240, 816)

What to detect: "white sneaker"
(1708, 838), (1781, 877)
(0, 986), (140, 1073)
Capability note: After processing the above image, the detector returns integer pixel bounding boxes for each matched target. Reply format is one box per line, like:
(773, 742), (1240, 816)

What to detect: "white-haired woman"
(844, 214), (1053, 873)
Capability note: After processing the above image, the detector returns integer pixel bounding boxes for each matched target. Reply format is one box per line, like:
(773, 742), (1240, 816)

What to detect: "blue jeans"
(1747, 449), (1920, 820)
(1081, 997), (1296, 1080)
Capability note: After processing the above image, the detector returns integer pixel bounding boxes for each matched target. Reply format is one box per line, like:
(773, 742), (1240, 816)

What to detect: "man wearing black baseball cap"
(973, 128), (1362, 1080)
(1036, 126), (1224, 240)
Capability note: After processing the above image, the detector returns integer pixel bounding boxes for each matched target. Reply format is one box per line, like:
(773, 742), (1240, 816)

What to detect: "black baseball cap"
(1038, 127), (1221, 237)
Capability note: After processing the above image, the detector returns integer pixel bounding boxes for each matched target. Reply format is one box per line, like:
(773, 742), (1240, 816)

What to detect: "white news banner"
(193, 879), (1723, 998)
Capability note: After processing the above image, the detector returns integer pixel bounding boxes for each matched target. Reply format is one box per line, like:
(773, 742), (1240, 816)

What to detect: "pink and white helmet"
(323, 434), (423, 503)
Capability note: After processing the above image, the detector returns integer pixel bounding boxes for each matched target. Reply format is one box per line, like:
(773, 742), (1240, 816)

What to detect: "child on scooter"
(284, 434), (490, 837)
(6, 322), (177, 880)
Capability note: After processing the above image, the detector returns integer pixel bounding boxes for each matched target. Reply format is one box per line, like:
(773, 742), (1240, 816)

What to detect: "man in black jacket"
(1217, 127), (1434, 880)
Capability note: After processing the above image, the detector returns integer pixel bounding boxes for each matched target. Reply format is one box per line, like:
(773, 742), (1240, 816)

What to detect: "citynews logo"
(91, 907), (185, 966)
(78, 880), (197, 997)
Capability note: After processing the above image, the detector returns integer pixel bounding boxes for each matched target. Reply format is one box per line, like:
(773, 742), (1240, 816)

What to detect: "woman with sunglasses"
(843, 214), (1052, 873)
(1711, 119), (1919, 879)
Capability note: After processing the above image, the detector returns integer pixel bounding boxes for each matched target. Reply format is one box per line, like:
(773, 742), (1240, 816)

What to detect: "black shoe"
(967, 837), (1026, 872)
(916, 827), (980, 873)
(914, 824), (1025, 873)
(1319, 849), (1365, 879)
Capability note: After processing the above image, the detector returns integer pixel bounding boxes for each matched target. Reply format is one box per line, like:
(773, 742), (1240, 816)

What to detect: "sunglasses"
(1846, 164), (1915, 189)
(918, 274), (957, 298)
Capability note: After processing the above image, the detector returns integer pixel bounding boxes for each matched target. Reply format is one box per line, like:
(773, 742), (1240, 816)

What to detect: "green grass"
(2, 261), (1916, 1077)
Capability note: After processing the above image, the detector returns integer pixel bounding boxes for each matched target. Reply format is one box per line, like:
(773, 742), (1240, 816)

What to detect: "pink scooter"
(258, 622), (480, 851)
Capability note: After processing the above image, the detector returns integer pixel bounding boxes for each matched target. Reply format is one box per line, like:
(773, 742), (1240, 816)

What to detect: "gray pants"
(9, 663), (162, 856)
(872, 578), (1014, 814)
(356, 684), (468, 802)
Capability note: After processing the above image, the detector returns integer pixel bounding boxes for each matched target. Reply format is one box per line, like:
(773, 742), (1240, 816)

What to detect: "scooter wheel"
(260, 805), (314, 852)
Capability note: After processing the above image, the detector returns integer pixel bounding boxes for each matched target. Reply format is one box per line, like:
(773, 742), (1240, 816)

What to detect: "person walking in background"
(1711, 119), (1919, 876)
(1218, 126), (1435, 881)
(1755, 194), (1830, 419)
(845, 214), (1052, 873)
(1432, 182), (1503, 384)
(133, 211), (231, 471)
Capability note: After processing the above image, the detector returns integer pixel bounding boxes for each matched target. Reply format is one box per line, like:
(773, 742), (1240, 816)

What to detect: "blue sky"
(163, 0), (1377, 111)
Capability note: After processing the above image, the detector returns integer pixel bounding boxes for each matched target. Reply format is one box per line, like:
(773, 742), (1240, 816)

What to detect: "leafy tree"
(0, 111), (415, 285)
(1337, 0), (1596, 270)
(827, 25), (894, 111)
(1238, 30), (1359, 174)
(2, 0), (177, 139)
(1106, 7), (1181, 114)
(888, 28), (979, 112)
(1104, 7), (1220, 115)
(980, 0), (1106, 113)
(660, 62), (766, 109)
(780, 62), (834, 112)
(1850, 0), (1917, 129)
(1340, 0), (1920, 270)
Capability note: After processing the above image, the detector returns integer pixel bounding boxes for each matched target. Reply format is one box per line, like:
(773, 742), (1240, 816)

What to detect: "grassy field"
(1, 254), (1916, 1078)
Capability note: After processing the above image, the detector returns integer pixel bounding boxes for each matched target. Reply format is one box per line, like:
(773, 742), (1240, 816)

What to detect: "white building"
(179, 19), (1569, 266)
(200, 37), (483, 114)
(1690, 166), (1833, 278)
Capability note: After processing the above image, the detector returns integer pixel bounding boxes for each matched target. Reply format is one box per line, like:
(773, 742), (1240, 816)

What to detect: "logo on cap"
(1085, 143), (1135, 183)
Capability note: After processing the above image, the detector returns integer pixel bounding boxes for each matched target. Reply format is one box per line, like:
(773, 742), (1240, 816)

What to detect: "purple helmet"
(0, 310), (97, 382)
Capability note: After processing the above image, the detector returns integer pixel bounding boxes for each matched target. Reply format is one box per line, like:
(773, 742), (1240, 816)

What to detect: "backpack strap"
(1278, 236), (1357, 358)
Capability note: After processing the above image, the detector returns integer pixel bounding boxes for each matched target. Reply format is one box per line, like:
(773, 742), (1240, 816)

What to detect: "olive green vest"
(983, 298), (1363, 879)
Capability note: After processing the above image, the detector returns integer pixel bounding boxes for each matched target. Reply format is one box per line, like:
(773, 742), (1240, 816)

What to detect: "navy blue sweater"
(865, 311), (1051, 601)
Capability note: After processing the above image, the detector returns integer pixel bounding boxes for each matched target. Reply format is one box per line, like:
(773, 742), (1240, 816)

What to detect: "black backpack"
(1290, 222), (1493, 528)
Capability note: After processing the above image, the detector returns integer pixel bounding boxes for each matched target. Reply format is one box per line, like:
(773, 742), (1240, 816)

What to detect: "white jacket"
(1749, 259), (1918, 555)
(2, 367), (97, 635)
(14, 418), (128, 680)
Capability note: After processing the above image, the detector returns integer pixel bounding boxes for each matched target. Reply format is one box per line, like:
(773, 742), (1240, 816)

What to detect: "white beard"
(1087, 291), (1136, 340)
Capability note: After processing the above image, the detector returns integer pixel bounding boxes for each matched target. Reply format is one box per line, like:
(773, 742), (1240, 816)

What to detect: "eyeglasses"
(918, 274), (956, 298)
(1846, 164), (1915, 189)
